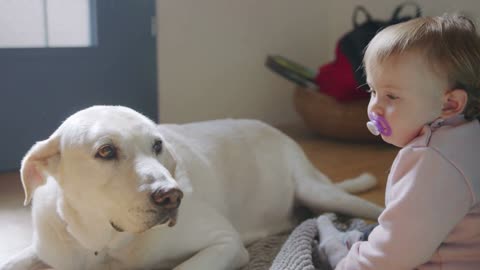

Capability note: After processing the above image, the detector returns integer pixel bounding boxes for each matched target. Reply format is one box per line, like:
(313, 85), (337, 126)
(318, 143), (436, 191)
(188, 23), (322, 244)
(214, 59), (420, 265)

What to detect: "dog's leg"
(173, 237), (249, 270)
(164, 203), (249, 270)
(0, 245), (49, 270)
(295, 177), (383, 220)
(333, 173), (377, 194)
(289, 143), (383, 220)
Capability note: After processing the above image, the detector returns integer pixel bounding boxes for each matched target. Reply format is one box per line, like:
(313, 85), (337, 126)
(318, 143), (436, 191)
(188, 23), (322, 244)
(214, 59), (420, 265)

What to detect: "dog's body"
(1, 106), (382, 270)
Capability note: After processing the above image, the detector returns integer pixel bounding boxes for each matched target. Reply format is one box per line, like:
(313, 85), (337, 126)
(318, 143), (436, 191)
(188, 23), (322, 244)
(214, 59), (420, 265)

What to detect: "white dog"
(1, 106), (382, 270)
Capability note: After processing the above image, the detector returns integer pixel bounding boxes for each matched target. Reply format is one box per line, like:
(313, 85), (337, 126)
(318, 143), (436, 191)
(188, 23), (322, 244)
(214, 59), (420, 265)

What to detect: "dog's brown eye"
(153, 140), (162, 155)
(96, 145), (117, 160)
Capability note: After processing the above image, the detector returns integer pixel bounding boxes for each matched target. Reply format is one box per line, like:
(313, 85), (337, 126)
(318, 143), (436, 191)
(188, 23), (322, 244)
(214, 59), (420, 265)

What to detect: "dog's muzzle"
(151, 188), (184, 227)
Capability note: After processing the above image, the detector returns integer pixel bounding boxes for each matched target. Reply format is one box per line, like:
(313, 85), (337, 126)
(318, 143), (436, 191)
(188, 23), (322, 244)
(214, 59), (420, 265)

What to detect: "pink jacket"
(336, 119), (480, 270)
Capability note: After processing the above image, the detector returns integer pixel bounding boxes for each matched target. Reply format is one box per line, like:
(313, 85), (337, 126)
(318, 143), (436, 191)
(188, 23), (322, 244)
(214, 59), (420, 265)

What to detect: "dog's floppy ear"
(20, 133), (60, 206)
(162, 140), (192, 193)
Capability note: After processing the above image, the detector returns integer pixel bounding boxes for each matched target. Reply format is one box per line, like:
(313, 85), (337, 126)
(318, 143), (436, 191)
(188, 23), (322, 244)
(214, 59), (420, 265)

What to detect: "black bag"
(316, 2), (422, 101)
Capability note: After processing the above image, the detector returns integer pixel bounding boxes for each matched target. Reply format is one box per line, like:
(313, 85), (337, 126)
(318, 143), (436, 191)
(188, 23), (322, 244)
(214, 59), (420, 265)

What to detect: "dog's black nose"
(151, 188), (183, 209)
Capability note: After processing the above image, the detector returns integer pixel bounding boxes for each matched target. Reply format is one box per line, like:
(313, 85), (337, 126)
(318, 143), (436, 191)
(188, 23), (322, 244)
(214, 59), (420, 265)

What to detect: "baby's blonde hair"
(364, 14), (480, 120)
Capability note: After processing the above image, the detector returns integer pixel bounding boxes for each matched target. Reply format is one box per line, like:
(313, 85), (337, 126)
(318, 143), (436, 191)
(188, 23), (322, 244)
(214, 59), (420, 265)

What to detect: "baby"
(317, 14), (480, 269)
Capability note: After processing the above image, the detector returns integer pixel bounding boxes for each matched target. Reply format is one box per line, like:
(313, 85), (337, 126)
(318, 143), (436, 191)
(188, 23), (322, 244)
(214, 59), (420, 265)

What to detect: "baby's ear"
(441, 89), (468, 118)
(20, 134), (60, 206)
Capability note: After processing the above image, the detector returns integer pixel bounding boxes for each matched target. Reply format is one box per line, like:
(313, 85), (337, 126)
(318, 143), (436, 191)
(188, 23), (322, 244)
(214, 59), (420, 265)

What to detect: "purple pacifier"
(366, 112), (392, 136)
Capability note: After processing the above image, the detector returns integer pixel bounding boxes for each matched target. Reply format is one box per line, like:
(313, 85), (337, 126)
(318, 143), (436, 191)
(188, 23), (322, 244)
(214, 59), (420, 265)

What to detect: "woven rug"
(242, 214), (375, 270)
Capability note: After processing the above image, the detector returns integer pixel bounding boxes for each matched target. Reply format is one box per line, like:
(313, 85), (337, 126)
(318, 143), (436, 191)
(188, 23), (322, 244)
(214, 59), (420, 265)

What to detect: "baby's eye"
(387, 94), (398, 100)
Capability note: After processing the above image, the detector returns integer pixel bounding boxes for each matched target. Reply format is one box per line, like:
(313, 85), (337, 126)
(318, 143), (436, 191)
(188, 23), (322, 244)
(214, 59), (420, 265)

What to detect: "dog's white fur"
(0, 106), (383, 270)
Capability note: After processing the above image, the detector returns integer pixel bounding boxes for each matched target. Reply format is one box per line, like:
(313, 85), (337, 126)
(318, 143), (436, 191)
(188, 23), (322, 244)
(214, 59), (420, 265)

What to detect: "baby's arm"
(335, 148), (473, 270)
(316, 214), (363, 268)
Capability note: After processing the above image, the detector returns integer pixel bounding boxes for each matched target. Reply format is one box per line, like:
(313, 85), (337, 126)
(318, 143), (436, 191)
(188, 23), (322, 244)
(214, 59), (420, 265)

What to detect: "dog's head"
(20, 105), (190, 233)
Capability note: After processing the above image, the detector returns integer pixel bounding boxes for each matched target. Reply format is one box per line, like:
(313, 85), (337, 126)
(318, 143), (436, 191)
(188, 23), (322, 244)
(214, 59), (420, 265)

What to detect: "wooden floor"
(0, 127), (398, 263)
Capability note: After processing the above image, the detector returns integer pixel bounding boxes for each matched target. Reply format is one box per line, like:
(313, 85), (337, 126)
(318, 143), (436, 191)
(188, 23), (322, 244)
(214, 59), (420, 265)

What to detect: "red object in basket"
(315, 44), (369, 102)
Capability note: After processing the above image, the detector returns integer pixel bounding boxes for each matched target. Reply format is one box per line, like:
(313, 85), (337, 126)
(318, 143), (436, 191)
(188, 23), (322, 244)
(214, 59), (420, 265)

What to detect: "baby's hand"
(316, 214), (363, 268)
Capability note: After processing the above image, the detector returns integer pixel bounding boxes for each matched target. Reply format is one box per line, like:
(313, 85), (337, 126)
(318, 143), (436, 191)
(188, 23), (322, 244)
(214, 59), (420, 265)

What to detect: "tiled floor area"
(0, 130), (398, 266)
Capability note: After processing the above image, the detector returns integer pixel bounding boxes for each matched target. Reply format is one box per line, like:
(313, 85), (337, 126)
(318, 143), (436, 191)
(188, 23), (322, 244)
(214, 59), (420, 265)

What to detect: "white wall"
(156, 0), (327, 125)
(156, 0), (480, 125)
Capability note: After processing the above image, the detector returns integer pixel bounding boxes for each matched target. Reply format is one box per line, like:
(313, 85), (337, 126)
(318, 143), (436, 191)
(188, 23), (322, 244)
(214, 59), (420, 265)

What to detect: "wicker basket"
(294, 88), (382, 143)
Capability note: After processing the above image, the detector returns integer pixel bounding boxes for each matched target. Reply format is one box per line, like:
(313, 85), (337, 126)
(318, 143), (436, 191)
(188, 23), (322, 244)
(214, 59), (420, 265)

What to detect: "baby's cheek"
(380, 134), (396, 146)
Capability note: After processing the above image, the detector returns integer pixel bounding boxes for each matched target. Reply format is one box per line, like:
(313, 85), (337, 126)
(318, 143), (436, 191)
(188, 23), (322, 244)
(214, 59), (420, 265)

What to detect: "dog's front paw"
(317, 213), (337, 223)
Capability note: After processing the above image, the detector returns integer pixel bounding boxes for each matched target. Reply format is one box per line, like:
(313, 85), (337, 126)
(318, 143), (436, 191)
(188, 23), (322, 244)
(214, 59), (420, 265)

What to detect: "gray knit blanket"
(242, 215), (375, 270)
